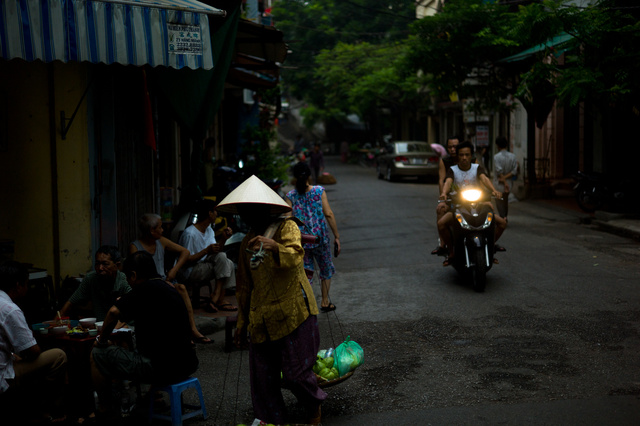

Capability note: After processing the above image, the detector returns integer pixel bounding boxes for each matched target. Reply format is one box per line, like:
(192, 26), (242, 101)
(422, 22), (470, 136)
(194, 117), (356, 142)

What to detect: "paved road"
(176, 156), (640, 425)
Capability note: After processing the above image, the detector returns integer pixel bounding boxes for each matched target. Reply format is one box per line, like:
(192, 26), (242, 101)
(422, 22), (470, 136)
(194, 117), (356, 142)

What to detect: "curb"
(591, 219), (640, 242)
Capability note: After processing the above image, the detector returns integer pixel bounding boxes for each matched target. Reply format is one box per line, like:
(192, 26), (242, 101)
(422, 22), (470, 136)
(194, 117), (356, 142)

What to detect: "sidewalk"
(526, 188), (640, 241)
(192, 292), (237, 337)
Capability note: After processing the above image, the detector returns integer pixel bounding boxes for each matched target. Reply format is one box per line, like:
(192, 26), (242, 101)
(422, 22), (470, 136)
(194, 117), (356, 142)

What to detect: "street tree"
(271, 0), (416, 126)
(405, 0), (640, 182)
(312, 41), (426, 141)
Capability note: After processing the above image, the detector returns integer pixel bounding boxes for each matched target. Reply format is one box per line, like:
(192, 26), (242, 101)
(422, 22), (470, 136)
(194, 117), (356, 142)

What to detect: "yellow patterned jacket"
(236, 217), (319, 343)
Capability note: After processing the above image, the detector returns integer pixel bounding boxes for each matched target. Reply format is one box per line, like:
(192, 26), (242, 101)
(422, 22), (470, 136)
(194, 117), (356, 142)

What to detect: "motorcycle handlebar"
(439, 194), (501, 204)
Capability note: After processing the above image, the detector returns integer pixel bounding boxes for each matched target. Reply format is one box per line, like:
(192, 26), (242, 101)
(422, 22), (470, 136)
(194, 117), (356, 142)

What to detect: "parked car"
(376, 141), (440, 182)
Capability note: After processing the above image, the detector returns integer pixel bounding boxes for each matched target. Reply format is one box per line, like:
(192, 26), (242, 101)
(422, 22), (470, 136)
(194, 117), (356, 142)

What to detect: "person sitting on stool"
(0, 261), (68, 424)
(178, 199), (237, 313)
(90, 251), (198, 419)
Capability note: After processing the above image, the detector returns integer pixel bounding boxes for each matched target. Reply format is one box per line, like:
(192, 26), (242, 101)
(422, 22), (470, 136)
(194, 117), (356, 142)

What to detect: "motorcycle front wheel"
(576, 184), (605, 212)
(472, 249), (487, 293)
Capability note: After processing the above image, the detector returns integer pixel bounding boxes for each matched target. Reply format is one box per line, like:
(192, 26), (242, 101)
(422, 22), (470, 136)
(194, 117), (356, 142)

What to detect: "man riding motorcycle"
(437, 142), (507, 267)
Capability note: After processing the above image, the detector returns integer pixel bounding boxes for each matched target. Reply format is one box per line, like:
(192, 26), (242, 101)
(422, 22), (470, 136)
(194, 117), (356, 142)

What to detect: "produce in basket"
(334, 336), (364, 377)
(312, 354), (338, 380)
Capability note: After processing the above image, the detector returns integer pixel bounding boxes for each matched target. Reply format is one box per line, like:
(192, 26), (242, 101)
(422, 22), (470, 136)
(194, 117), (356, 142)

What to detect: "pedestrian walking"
(217, 175), (326, 425)
(286, 162), (341, 312)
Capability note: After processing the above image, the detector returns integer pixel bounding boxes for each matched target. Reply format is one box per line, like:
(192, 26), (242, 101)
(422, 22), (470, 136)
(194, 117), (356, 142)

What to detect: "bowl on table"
(51, 326), (69, 335)
(95, 321), (103, 332)
(31, 323), (49, 334)
(79, 317), (97, 329)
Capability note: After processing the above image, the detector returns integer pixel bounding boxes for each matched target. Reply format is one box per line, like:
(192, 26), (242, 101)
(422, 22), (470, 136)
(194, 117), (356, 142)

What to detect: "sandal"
(431, 246), (447, 256)
(74, 414), (96, 425)
(442, 257), (454, 267)
(204, 302), (218, 313)
(494, 244), (506, 253)
(37, 415), (69, 425)
(214, 302), (238, 312)
(320, 303), (336, 312)
(194, 336), (214, 344)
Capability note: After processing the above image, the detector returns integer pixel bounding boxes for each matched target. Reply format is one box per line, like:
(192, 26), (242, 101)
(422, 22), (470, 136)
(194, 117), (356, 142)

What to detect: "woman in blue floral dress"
(285, 162), (341, 311)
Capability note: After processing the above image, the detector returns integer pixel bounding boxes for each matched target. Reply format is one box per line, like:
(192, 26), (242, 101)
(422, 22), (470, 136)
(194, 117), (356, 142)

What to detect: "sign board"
(476, 125), (489, 146)
(168, 24), (203, 55)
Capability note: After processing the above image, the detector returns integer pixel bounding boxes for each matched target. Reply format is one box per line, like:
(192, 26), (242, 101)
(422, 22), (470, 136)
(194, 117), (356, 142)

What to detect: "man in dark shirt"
(90, 251), (198, 416)
(59, 245), (131, 321)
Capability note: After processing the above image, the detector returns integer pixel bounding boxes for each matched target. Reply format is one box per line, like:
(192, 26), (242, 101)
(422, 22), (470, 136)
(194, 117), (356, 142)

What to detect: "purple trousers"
(249, 315), (327, 424)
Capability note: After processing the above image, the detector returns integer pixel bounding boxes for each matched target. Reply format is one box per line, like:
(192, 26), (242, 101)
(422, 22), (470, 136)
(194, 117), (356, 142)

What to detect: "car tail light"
(394, 156), (409, 164)
(428, 156), (439, 163)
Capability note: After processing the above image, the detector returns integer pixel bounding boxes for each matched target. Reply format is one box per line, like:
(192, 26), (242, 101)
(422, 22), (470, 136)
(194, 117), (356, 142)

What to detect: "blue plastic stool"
(148, 377), (208, 426)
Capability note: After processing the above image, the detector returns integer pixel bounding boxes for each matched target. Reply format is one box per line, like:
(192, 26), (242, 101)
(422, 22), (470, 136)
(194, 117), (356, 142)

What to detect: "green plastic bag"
(334, 336), (364, 377)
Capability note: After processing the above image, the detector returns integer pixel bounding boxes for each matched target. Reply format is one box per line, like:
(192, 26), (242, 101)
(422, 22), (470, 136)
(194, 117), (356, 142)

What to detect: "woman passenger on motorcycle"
(437, 142), (506, 266)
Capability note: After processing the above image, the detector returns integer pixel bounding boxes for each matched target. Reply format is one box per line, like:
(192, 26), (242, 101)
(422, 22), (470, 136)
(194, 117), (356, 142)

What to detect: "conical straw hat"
(216, 175), (291, 215)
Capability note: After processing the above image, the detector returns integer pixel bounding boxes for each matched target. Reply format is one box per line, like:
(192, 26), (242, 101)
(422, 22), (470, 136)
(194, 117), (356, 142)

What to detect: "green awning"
(153, 5), (240, 139)
(499, 33), (575, 63)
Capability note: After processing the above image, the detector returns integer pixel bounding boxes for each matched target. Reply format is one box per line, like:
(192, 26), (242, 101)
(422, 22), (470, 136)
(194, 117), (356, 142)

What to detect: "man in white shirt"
(437, 142), (506, 266)
(493, 136), (518, 219)
(0, 261), (67, 423)
(179, 199), (237, 313)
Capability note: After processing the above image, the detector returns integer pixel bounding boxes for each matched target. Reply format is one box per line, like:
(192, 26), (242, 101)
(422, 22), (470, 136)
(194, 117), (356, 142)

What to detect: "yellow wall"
(0, 60), (93, 284)
(53, 62), (93, 275)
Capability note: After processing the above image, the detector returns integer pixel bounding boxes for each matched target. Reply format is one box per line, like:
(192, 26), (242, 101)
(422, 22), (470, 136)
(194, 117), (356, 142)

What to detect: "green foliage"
(240, 125), (289, 181)
(273, 0), (640, 133)
(272, 0), (416, 105)
(313, 42), (415, 118)
(403, 0), (640, 114)
(406, 0), (517, 111)
(511, 0), (640, 110)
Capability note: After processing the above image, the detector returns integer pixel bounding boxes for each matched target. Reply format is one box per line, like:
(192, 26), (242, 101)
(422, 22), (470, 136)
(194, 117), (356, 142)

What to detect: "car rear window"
(395, 143), (430, 153)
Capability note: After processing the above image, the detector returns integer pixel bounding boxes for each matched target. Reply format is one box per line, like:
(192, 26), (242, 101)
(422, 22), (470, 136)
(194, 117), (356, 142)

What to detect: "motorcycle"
(262, 177), (285, 198)
(442, 187), (497, 292)
(573, 171), (633, 213)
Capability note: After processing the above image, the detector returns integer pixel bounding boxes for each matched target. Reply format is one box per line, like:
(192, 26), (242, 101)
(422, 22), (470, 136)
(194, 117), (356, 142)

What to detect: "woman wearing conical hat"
(217, 176), (326, 425)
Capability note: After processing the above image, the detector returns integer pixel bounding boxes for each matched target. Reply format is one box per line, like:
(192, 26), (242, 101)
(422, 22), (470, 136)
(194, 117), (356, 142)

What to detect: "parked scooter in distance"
(572, 171), (634, 213)
(443, 187), (497, 292)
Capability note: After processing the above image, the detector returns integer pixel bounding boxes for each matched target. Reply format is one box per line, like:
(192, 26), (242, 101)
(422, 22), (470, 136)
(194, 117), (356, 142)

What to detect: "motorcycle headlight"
(455, 213), (469, 228)
(461, 189), (482, 202)
(484, 211), (493, 227)
(456, 211), (493, 230)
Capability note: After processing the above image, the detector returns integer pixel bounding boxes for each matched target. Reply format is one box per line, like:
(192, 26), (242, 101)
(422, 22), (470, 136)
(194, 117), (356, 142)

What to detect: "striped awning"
(0, 0), (226, 70)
